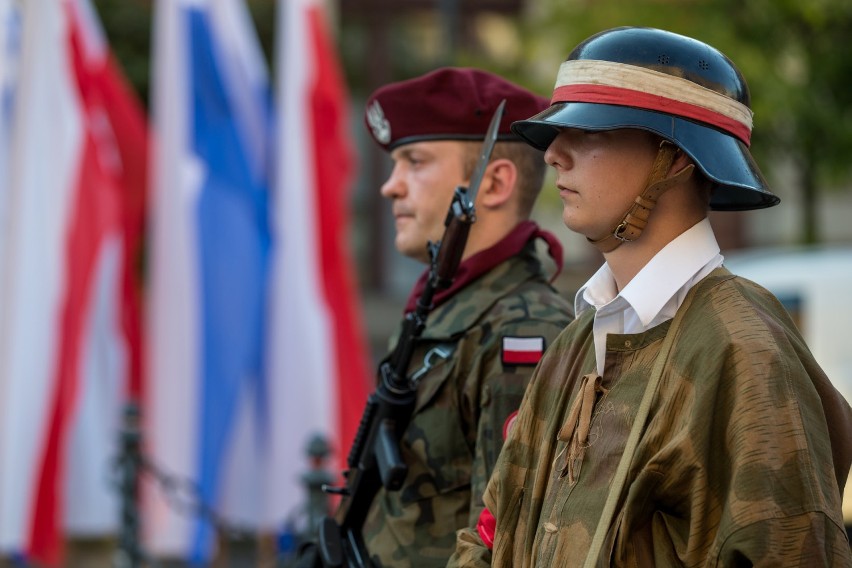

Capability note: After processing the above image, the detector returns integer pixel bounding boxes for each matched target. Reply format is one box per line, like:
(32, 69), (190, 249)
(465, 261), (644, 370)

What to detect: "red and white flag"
(501, 336), (545, 366)
(264, 0), (371, 529)
(0, 0), (146, 564)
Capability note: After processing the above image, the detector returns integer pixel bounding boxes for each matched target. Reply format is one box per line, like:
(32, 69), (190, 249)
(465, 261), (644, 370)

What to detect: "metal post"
(302, 434), (335, 540)
(114, 402), (143, 568)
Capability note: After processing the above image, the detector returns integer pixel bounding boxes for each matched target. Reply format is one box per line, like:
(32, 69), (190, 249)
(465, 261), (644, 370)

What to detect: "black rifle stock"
(305, 101), (506, 568)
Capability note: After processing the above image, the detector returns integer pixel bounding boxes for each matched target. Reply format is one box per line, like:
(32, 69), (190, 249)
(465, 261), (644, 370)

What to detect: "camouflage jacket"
(363, 240), (573, 567)
(450, 268), (852, 567)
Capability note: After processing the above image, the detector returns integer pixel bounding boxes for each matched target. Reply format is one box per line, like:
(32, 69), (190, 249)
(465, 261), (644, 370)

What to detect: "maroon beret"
(364, 67), (550, 151)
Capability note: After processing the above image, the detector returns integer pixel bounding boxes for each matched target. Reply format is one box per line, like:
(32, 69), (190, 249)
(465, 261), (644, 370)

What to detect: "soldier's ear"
(669, 147), (694, 176)
(477, 158), (516, 209)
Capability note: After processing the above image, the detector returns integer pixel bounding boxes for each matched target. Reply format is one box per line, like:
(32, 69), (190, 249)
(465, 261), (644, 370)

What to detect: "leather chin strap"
(588, 141), (695, 253)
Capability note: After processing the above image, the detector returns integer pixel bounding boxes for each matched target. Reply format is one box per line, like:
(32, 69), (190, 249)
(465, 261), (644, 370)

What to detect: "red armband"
(476, 507), (496, 550)
(502, 410), (519, 440)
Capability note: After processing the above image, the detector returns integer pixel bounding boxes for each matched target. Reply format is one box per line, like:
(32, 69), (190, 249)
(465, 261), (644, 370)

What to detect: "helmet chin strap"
(588, 141), (695, 253)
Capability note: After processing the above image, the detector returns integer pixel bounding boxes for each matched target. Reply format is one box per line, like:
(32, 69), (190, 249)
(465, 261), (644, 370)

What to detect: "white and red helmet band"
(552, 60), (754, 145)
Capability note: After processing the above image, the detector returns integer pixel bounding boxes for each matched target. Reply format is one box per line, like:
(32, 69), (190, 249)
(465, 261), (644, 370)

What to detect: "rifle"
(301, 100), (506, 568)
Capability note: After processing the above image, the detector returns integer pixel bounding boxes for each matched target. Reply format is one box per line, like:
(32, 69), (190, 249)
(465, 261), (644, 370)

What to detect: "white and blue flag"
(145, 0), (371, 562)
(146, 0), (271, 561)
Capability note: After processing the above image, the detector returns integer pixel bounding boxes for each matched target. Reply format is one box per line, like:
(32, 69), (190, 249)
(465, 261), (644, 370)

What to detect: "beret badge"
(366, 100), (391, 145)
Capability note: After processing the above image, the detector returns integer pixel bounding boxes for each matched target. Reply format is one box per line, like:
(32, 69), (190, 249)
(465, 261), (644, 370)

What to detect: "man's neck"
(603, 211), (708, 292)
(460, 212), (521, 261)
(603, 240), (658, 292)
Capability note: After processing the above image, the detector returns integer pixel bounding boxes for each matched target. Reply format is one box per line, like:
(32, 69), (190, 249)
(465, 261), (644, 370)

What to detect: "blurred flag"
(146, 0), (369, 563)
(265, 0), (371, 534)
(145, 0), (272, 561)
(0, 0), (147, 565)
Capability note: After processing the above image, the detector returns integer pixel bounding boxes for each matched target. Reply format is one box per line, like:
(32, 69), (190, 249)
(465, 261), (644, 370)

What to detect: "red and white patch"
(501, 336), (544, 366)
(502, 410), (519, 441)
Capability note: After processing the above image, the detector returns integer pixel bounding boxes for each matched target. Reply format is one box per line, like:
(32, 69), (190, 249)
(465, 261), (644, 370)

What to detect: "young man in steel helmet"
(360, 68), (573, 567)
(450, 27), (852, 566)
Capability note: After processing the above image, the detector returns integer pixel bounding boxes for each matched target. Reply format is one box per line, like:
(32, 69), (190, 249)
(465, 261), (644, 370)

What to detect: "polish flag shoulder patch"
(501, 336), (545, 366)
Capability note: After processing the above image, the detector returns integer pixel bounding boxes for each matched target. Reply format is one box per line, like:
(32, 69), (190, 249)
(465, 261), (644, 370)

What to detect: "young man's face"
(381, 140), (469, 263)
(544, 128), (660, 239)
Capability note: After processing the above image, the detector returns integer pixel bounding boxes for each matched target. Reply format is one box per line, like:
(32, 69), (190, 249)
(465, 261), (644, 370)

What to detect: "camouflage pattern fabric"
(363, 241), (573, 567)
(450, 268), (852, 567)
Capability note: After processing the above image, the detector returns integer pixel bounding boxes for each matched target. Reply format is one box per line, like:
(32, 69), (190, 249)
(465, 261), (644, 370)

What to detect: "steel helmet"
(512, 27), (778, 211)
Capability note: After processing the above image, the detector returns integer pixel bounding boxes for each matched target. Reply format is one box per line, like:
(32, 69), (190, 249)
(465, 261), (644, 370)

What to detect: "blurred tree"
(519, 0), (852, 245)
(246, 0), (275, 67)
(93, 0), (152, 107)
(726, 0), (852, 244)
(93, 0), (276, 108)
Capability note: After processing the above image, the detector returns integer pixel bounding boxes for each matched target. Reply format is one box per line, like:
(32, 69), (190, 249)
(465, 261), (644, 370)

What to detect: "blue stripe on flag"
(185, 7), (271, 561)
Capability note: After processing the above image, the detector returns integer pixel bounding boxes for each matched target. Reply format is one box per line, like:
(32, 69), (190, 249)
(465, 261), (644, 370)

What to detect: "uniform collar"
(420, 240), (549, 339)
(404, 220), (561, 314)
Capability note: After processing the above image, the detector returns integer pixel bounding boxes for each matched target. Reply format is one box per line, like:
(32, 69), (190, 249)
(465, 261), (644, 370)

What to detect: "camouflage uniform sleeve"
(715, 512), (852, 565)
(462, 318), (564, 529)
(448, 526), (492, 567)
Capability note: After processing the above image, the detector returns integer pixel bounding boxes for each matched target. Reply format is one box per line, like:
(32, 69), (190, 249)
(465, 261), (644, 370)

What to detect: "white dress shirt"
(575, 218), (724, 375)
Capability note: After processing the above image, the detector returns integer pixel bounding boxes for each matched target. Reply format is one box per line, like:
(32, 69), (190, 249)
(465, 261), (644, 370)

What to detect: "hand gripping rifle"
(303, 101), (506, 568)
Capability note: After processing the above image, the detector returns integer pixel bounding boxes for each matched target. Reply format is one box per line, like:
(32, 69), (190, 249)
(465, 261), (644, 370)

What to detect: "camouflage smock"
(451, 268), (852, 567)
(363, 239), (573, 567)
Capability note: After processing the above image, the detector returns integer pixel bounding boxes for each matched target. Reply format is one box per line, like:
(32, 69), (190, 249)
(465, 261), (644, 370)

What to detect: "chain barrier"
(108, 402), (333, 568)
(108, 402), (247, 568)
(140, 459), (246, 538)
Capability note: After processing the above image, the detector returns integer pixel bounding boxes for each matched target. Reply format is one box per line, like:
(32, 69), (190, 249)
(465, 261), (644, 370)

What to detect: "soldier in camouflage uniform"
(451, 27), (852, 566)
(361, 68), (574, 566)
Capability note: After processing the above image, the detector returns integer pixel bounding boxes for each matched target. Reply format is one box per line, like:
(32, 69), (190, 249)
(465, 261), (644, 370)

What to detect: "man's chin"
(560, 215), (586, 237)
(396, 240), (430, 264)
(561, 215), (605, 241)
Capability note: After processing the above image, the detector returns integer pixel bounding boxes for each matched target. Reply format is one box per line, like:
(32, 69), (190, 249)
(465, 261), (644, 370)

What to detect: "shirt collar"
(575, 218), (721, 325)
(574, 263), (616, 317)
